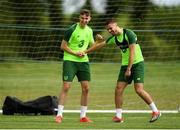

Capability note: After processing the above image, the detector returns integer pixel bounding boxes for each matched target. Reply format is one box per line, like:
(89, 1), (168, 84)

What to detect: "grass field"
(0, 61), (180, 129)
(0, 113), (180, 129)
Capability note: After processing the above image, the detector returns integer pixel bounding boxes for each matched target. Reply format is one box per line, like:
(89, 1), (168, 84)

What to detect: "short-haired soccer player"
(55, 9), (95, 123)
(85, 20), (161, 123)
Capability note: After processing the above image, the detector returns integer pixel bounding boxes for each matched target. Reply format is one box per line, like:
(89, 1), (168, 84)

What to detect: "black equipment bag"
(2, 95), (58, 115)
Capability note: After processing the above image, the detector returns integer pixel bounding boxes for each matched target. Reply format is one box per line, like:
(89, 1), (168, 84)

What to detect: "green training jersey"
(63, 23), (94, 62)
(106, 29), (144, 65)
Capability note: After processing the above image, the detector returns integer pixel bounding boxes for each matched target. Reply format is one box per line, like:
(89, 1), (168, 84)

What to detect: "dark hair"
(105, 19), (117, 26)
(80, 9), (91, 16)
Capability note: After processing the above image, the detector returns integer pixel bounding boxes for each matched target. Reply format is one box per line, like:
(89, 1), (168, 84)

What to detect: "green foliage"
(0, 0), (179, 61)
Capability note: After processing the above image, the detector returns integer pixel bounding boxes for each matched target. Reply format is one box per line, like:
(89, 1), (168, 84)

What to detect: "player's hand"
(76, 51), (85, 57)
(125, 69), (131, 78)
(95, 34), (104, 43)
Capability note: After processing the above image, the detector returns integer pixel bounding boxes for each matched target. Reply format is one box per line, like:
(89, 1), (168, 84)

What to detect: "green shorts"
(118, 61), (144, 84)
(62, 60), (90, 82)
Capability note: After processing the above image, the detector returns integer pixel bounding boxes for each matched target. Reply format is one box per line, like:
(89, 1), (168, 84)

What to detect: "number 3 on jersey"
(78, 40), (84, 48)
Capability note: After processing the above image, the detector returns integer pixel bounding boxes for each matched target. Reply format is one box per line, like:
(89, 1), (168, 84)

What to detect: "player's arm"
(126, 44), (135, 76)
(61, 24), (84, 57)
(128, 44), (135, 70)
(61, 40), (84, 57)
(85, 41), (106, 54)
(85, 34), (106, 54)
(125, 29), (137, 77)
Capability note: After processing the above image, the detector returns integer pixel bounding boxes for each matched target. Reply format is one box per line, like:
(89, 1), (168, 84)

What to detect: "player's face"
(79, 14), (91, 27)
(106, 23), (118, 35)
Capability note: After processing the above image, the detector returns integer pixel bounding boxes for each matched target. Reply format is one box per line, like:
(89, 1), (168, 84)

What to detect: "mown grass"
(0, 61), (180, 129)
(0, 113), (180, 129)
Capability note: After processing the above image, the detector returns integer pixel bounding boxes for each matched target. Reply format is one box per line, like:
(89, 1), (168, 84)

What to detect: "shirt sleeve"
(63, 24), (77, 42)
(125, 29), (137, 44)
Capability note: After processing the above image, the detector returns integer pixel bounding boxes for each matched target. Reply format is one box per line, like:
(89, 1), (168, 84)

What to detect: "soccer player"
(85, 20), (161, 123)
(55, 9), (95, 123)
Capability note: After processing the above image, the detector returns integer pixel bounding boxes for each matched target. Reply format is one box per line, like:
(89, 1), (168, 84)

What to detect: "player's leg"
(133, 61), (161, 122)
(134, 83), (161, 122)
(79, 81), (92, 122)
(134, 83), (153, 104)
(55, 61), (76, 123)
(113, 66), (129, 122)
(80, 81), (89, 107)
(112, 81), (128, 122)
(55, 81), (72, 123)
(77, 62), (92, 122)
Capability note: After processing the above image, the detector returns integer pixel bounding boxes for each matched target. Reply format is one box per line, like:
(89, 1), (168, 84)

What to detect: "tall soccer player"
(55, 9), (94, 123)
(85, 20), (161, 123)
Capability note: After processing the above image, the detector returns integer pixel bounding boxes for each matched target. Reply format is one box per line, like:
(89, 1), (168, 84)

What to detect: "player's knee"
(62, 86), (70, 93)
(135, 87), (143, 95)
(115, 86), (124, 93)
(82, 86), (89, 94)
(134, 83), (144, 95)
